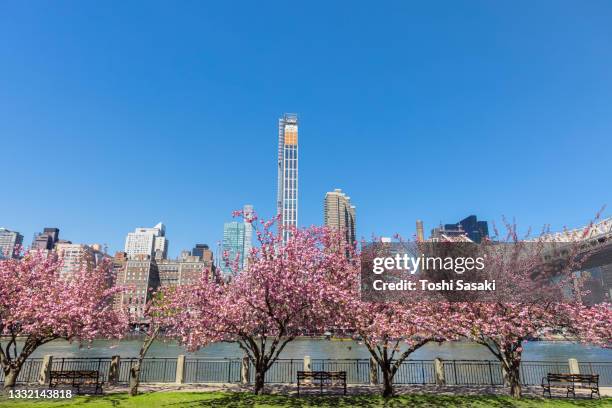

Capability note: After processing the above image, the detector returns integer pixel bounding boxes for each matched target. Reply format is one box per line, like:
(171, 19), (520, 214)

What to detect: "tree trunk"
(129, 363), (141, 397)
(3, 367), (20, 391)
(381, 368), (394, 398)
(506, 366), (522, 399)
(253, 369), (265, 395)
(128, 327), (159, 397)
(1, 335), (42, 391)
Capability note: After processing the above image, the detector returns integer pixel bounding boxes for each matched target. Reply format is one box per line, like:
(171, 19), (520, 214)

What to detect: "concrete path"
(104, 383), (612, 398)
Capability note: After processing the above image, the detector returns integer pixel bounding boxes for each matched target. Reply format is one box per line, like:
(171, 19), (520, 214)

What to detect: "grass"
(0, 392), (611, 408)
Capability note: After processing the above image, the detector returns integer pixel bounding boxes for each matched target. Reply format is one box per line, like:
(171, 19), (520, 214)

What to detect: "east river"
(21, 338), (612, 361)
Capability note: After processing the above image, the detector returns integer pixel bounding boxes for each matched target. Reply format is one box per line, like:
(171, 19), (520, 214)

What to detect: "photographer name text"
(372, 279), (496, 291)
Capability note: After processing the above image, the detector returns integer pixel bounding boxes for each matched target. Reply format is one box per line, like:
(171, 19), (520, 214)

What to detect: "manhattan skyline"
(2, 1), (612, 257)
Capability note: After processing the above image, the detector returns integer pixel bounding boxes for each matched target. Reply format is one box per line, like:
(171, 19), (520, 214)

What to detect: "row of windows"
(284, 148), (298, 159)
(283, 210), (297, 221)
(283, 189), (297, 199)
(283, 159), (298, 169)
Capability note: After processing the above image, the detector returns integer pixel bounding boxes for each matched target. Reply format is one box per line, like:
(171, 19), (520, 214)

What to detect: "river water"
(24, 338), (612, 361)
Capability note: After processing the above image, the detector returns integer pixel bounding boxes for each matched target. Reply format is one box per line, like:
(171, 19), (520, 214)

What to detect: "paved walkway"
(104, 383), (612, 398)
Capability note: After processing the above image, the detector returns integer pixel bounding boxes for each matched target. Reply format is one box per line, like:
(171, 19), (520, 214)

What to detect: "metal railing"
(184, 359), (241, 383)
(578, 362), (612, 384)
(443, 360), (503, 385)
(1, 357), (610, 386)
(519, 361), (570, 385)
(392, 360), (436, 384)
(314, 359), (369, 384)
(260, 359), (303, 383)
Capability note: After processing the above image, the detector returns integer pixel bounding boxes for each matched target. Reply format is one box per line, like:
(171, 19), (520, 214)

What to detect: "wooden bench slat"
(542, 373), (599, 399)
(49, 370), (102, 395)
(297, 371), (347, 396)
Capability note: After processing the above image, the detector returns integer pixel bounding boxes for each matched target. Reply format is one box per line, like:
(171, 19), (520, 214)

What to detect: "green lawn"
(0, 392), (611, 408)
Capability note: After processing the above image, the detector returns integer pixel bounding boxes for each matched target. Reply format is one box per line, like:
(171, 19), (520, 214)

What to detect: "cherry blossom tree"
(128, 290), (170, 396)
(450, 301), (611, 398)
(449, 220), (612, 398)
(127, 259), (213, 396)
(163, 213), (356, 394)
(0, 250), (127, 390)
(339, 238), (456, 397)
(343, 301), (452, 397)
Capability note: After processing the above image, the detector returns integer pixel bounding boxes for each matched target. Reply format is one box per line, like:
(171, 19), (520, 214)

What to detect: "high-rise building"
(31, 227), (60, 251)
(243, 204), (254, 266)
(0, 228), (23, 259)
(154, 236), (168, 260)
(112, 251), (128, 292)
(157, 255), (213, 287)
(159, 243), (214, 287)
(124, 222), (168, 260)
(176, 255), (212, 286)
(157, 259), (180, 286)
(115, 254), (160, 322)
(430, 215), (489, 243)
(221, 221), (246, 274)
(444, 215), (489, 243)
(324, 189), (356, 245)
(55, 242), (109, 279)
(192, 244), (212, 260)
(416, 220), (425, 242)
(277, 113), (299, 242)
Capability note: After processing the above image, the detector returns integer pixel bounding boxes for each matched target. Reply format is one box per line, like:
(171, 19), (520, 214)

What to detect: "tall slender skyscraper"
(277, 113), (299, 242)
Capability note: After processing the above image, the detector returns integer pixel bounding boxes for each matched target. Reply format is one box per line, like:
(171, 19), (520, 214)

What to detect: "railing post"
(304, 355), (311, 371)
(568, 358), (580, 375)
(175, 355), (185, 384)
(241, 355), (250, 384)
(369, 357), (378, 385)
(434, 358), (445, 385)
(38, 355), (53, 385)
(108, 355), (121, 385)
(302, 356), (312, 385)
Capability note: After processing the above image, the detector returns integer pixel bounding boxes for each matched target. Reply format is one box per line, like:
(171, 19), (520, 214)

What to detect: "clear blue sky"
(1, 1), (612, 257)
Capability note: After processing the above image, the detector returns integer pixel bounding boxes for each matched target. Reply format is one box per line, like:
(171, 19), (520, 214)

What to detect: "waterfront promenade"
(88, 382), (612, 397)
(4, 355), (611, 387)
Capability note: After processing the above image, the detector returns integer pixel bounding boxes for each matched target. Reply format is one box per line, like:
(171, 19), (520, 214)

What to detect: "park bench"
(541, 373), (599, 399)
(49, 370), (103, 394)
(297, 371), (347, 396)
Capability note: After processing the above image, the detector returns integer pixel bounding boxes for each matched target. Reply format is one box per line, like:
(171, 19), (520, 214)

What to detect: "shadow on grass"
(2, 391), (608, 408)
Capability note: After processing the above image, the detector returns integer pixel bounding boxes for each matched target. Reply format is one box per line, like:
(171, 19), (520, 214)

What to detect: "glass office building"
(221, 221), (246, 274)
